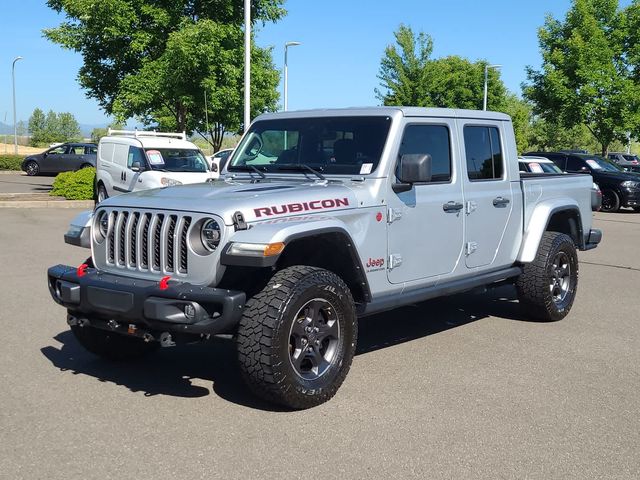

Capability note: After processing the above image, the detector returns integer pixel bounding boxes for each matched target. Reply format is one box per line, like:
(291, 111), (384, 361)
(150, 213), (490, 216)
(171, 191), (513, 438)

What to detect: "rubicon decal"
(254, 198), (350, 218)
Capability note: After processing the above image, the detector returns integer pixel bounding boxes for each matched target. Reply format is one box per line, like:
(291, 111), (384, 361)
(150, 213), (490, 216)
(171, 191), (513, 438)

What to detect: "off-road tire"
(516, 232), (578, 322)
(600, 189), (620, 213)
(70, 324), (158, 361)
(237, 266), (357, 409)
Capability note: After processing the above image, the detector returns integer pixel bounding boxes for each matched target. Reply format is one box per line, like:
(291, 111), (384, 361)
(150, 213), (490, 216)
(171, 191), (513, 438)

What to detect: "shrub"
(0, 155), (23, 171)
(50, 167), (95, 200)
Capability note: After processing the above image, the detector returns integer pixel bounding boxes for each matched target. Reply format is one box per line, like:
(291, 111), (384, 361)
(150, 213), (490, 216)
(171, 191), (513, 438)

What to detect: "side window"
(69, 145), (84, 155)
(127, 146), (146, 168)
(565, 157), (584, 172)
(99, 143), (115, 164)
(86, 146), (97, 155)
(464, 126), (503, 181)
(48, 145), (68, 155)
(398, 125), (451, 183)
(113, 144), (129, 167)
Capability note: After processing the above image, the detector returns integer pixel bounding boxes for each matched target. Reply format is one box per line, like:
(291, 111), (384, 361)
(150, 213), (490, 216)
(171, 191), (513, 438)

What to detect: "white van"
(96, 129), (214, 202)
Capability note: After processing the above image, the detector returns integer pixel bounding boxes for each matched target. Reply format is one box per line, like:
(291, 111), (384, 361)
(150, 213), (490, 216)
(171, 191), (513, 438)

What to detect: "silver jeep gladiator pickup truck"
(48, 107), (601, 409)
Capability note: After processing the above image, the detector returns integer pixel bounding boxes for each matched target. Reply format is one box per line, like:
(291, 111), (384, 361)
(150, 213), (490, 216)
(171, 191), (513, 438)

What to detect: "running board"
(359, 266), (523, 317)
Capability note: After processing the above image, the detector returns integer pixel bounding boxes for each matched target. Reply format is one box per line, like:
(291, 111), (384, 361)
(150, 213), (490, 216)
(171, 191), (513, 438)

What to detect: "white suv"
(96, 130), (214, 202)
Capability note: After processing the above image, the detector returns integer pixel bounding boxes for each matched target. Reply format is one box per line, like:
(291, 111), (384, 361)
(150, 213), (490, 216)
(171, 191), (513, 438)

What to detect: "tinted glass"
(464, 126), (503, 180)
(48, 146), (67, 155)
(229, 116), (392, 176)
(398, 125), (451, 182)
(566, 157), (585, 172)
(68, 145), (84, 155)
(86, 146), (97, 155)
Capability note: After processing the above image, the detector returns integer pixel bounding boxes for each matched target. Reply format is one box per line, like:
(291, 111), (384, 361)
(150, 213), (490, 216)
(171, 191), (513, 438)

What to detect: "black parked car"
(21, 142), (97, 176)
(525, 151), (640, 213)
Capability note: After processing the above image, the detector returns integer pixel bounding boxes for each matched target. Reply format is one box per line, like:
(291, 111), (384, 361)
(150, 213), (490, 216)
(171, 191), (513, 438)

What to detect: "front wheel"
(25, 161), (39, 176)
(71, 324), (158, 360)
(97, 184), (108, 203)
(237, 266), (357, 409)
(516, 232), (578, 322)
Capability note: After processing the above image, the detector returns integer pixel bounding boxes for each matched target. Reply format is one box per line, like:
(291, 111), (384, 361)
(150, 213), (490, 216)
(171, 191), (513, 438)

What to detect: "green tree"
(90, 122), (124, 143)
(499, 94), (533, 154)
(524, 0), (640, 156)
(44, 0), (285, 151)
(44, 110), (60, 144)
(58, 112), (81, 141)
(376, 25), (506, 110)
(28, 108), (47, 146)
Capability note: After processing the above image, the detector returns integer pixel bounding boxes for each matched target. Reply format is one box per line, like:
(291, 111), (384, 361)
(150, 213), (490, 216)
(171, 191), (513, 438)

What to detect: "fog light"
(184, 304), (196, 320)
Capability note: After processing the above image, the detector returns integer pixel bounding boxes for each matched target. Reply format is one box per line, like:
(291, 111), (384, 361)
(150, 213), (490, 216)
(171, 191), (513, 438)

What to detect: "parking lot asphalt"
(0, 172), (55, 194)
(0, 209), (638, 480)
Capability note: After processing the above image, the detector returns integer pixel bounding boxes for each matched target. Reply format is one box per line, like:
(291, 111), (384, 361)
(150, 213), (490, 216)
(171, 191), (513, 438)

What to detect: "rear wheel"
(71, 324), (158, 361)
(237, 266), (357, 409)
(25, 161), (39, 176)
(80, 163), (93, 169)
(516, 232), (578, 322)
(600, 189), (620, 213)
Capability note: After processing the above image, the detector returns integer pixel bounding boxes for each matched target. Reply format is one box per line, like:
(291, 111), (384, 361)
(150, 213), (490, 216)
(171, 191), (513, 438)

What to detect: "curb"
(0, 200), (93, 209)
(0, 170), (25, 175)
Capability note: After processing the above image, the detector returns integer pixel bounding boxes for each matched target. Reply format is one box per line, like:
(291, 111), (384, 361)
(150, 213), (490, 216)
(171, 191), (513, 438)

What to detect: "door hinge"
(465, 242), (478, 256)
(388, 208), (403, 224)
(466, 201), (477, 214)
(388, 254), (403, 270)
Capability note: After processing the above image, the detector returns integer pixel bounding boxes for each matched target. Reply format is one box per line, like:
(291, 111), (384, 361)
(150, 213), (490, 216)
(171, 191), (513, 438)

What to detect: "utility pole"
(12, 56), (23, 154)
(244, 0), (251, 132)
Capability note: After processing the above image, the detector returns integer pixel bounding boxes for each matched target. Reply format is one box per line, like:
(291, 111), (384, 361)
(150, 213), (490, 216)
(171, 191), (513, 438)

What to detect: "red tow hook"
(159, 276), (171, 290)
(77, 263), (89, 277)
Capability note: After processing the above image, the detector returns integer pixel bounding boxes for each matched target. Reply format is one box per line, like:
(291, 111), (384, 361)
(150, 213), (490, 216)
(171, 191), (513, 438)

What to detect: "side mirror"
(393, 154), (432, 193)
(580, 166), (589, 173)
(130, 161), (144, 172)
(211, 162), (218, 173)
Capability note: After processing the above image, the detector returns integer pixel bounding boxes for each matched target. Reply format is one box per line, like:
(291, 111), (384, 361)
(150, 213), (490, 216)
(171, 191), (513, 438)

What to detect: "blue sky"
(0, 1), (630, 126)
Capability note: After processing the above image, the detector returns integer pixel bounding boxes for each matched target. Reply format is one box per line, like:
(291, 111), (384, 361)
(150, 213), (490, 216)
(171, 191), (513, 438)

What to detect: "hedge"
(0, 155), (23, 171)
(50, 167), (95, 200)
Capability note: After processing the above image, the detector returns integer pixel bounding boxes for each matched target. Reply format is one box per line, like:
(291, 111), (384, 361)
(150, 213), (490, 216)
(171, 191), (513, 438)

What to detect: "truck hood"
(99, 179), (358, 225)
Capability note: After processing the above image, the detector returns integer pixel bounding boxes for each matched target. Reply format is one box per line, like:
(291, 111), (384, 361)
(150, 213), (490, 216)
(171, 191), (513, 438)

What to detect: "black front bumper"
(47, 265), (246, 337)
(620, 188), (640, 207)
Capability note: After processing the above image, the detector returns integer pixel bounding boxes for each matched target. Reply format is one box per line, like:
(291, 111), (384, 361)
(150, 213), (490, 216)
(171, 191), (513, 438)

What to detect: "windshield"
(624, 155), (639, 161)
(145, 148), (209, 173)
(228, 116), (393, 176)
(585, 156), (622, 173)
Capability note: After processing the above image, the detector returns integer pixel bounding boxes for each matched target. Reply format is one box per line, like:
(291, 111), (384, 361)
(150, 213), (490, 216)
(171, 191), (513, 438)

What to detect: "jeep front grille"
(105, 210), (192, 275)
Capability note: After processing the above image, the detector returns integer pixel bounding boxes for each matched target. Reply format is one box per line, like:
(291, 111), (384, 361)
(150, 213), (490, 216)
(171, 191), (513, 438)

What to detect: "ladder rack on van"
(107, 129), (187, 141)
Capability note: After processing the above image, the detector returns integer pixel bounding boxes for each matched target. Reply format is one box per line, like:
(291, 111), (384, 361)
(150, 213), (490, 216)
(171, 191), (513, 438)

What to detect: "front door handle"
(493, 197), (510, 207)
(443, 201), (464, 213)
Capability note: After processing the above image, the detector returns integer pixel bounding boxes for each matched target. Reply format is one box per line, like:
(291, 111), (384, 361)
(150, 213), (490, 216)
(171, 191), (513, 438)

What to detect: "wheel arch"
(518, 203), (584, 263)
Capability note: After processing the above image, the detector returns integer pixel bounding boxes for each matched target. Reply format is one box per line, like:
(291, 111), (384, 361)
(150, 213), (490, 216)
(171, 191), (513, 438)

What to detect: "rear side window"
(566, 157), (584, 172)
(464, 126), (503, 181)
(398, 125), (451, 183)
(113, 144), (129, 167)
(99, 143), (114, 164)
(86, 146), (97, 155)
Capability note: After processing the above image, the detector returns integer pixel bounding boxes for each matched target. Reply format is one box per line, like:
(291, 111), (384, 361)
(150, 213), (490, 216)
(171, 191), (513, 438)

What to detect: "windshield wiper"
(276, 164), (325, 181)
(229, 165), (266, 179)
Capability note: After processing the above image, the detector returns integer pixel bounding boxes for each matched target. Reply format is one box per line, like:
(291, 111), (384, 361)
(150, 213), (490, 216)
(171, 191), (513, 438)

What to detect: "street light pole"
(284, 41), (301, 112)
(483, 64), (501, 111)
(244, 0), (251, 133)
(12, 56), (23, 154)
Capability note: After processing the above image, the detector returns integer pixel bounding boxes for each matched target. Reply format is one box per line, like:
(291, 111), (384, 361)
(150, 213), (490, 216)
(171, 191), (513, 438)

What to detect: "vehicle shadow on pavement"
(40, 285), (526, 411)
(356, 284), (527, 355)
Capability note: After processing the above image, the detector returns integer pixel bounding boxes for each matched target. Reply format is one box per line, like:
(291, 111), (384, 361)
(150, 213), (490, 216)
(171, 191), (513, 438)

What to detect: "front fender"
(63, 210), (94, 248)
(517, 199), (581, 263)
(221, 215), (354, 266)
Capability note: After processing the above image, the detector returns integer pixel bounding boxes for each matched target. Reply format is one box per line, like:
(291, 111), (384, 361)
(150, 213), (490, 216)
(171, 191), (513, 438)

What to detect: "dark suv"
(525, 152), (640, 213)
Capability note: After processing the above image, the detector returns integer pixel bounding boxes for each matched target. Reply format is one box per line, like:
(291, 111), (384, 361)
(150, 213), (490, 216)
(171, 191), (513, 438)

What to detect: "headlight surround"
(200, 219), (221, 252)
(94, 210), (110, 243)
(160, 177), (182, 187)
(621, 180), (640, 189)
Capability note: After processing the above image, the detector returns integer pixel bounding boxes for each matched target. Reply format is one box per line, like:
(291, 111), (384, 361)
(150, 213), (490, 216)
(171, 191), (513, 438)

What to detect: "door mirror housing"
(211, 162), (218, 173)
(130, 161), (144, 172)
(393, 154), (432, 193)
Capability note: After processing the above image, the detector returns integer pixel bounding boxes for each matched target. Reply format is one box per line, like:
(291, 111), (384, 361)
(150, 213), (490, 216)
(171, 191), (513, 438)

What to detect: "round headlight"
(201, 219), (221, 252)
(94, 210), (110, 242)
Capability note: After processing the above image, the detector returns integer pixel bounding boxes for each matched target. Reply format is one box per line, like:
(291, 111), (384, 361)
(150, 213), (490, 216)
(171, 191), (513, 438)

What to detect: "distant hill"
(0, 121), (108, 138)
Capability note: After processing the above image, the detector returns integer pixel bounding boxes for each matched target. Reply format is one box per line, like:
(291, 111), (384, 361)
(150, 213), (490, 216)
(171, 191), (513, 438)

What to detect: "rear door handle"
(443, 201), (464, 213)
(493, 197), (510, 207)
